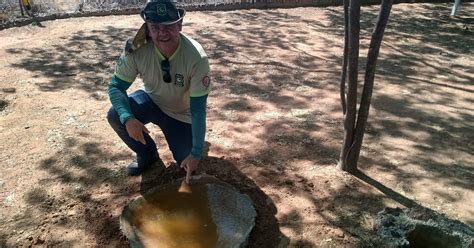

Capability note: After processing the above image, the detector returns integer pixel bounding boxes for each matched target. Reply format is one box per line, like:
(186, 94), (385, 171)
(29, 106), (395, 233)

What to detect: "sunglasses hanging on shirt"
(161, 58), (172, 83)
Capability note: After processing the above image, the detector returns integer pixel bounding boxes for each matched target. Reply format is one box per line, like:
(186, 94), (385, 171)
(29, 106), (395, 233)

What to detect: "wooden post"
(451, 0), (461, 16)
(19, 0), (25, 16)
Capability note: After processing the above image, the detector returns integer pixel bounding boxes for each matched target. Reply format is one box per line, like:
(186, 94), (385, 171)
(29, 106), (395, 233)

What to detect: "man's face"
(147, 22), (182, 47)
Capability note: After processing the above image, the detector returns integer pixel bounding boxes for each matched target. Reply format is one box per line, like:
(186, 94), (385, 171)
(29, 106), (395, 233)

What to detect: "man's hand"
(125, 118), (149, 145)
(180, 155), (200, 184)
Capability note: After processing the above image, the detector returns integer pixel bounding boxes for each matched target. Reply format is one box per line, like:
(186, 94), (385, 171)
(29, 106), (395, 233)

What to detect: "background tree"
(338, 0), (394, 172)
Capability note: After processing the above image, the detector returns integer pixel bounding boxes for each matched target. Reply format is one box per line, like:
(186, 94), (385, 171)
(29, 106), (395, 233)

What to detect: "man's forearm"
(108, 75), (134, 124)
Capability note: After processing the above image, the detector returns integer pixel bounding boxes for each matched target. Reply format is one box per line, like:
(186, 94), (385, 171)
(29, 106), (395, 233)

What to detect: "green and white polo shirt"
(114, 33), (210, 124)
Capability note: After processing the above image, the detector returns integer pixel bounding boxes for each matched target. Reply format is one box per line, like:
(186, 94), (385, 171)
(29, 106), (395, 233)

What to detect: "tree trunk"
(345, 0), (393, 168)
(338, 0), (360, 172)
(338, 0), (393, 172)
(340, 0), (350, 115)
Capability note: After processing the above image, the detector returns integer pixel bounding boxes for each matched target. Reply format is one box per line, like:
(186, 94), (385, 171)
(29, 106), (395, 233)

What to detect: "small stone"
(34, 237), (45, 245)
(335, 229), (345, 238)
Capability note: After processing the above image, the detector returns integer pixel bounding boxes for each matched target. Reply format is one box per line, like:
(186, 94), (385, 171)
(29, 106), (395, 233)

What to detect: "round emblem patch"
(202, 76), (210, 88)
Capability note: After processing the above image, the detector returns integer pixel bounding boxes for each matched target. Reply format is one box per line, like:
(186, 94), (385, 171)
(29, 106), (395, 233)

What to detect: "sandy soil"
(0, 2), (473, 247)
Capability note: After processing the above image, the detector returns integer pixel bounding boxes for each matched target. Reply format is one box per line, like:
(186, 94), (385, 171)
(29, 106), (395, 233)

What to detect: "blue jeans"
(107, 90), (192, 166)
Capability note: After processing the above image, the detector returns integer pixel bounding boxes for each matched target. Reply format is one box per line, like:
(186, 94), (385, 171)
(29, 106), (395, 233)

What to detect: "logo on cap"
(156, 4), (167, 16)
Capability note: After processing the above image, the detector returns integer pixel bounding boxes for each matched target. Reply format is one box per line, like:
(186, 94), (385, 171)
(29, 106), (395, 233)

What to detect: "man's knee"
(106, 107), (122, 129)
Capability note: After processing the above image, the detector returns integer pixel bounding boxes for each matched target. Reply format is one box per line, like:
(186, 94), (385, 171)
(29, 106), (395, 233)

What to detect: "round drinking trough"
(120, 175), (256, 248)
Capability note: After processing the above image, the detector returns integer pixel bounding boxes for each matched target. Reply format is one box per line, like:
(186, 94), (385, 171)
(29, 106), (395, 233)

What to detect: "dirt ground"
(0, 2), (473, 247)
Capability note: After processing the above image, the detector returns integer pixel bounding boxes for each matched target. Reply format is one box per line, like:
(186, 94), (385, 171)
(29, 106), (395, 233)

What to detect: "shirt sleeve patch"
(202, 76), (210, 88)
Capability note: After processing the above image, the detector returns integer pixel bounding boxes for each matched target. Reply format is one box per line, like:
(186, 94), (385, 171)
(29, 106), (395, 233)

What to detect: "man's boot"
(127, 153), (159, 176)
